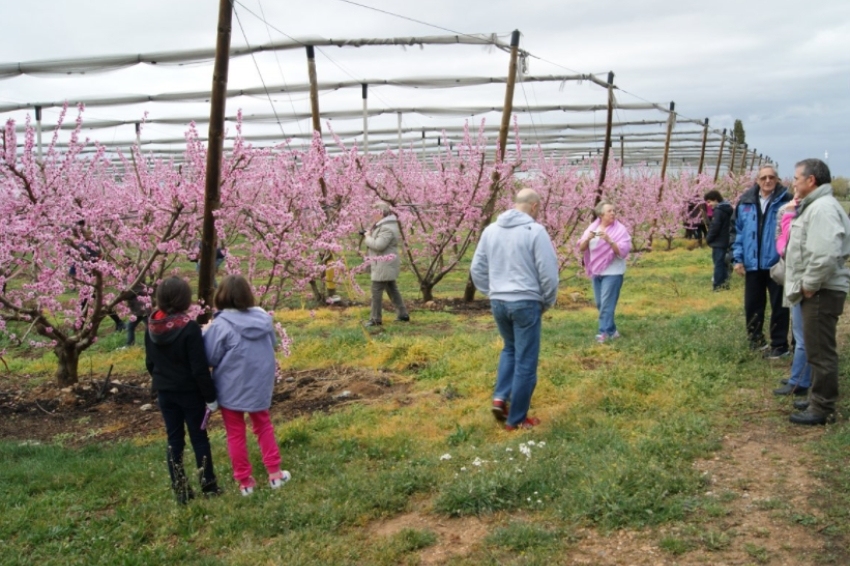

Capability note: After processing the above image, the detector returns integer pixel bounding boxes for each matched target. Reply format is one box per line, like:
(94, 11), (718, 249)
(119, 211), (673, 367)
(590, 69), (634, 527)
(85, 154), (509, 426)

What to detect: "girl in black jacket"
(145, 277), (221, 503)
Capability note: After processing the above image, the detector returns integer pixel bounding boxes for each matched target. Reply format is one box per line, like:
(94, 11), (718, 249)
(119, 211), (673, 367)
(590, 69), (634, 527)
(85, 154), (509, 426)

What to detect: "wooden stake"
(740, 143), (748, 173)
(713, 129), (727, 182)
(596, 71), (615, 198)
(749, 149), (757, 172)
(697, 118), (709, 174)
(198, 0), (233, 320)
(728, 137), (738, 175)
(35, 105), (43, 163)
(659, 101), (675, 186)
(463, 29), (521, 302)
(306, 45), (328, 199)
(362, 83), (368, 155)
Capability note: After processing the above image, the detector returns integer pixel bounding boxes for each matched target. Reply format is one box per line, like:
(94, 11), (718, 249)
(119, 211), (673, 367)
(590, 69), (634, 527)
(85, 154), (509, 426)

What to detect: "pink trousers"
(220, 408), (281, 488)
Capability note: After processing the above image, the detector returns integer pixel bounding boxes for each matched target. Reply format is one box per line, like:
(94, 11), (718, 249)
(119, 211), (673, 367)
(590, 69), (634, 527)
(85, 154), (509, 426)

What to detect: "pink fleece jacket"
(580, 219), (632, 277)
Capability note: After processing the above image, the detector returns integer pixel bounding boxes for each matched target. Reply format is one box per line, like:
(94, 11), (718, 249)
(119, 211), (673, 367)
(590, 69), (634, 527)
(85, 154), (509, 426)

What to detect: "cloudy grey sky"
(1, 0), (848, 176)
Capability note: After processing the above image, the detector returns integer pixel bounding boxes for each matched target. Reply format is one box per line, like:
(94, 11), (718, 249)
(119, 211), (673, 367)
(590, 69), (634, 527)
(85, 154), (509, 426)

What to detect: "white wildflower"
(440, 453), (452, 461)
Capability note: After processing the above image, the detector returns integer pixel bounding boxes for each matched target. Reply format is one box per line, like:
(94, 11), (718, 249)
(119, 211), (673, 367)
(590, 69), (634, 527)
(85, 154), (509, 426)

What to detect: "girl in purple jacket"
(203, 275), (290, 496)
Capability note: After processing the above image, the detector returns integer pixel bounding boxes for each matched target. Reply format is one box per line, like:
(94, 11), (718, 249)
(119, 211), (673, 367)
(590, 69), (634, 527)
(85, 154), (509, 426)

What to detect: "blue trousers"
(592, 274), (624, 336)
(788, 303), (812, 388)
(491, 300), (542, 427)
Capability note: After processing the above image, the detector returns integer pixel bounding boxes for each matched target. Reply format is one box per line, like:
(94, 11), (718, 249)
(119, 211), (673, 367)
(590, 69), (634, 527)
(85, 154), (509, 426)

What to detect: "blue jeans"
(491, 299), (542, 427)
(592, 275), (624, 336)
(788, 303), (812, 388)
(711, 247), (729, 289)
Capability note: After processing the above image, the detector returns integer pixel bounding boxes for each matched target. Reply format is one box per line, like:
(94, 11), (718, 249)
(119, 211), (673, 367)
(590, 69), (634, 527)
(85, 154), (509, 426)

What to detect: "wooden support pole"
(198, 0), (233, 319)
(659, 101), (675, 185)
(135, 122), (141, 146)
(740, 143), (748, 173)
(620, 135), (624, 165)
(35, 105), (43, 162)
(596, 71), (615, 197)
(749, 149), (757, 172)
(362, 83), (368, 155)
(713, 128), (727, 182)
(305, 45), (327, 199)
(697, 118), (709, 175)
(728, 137), (738, 175)
(496, 30), (521, 164)
(464, 29), (521, 303)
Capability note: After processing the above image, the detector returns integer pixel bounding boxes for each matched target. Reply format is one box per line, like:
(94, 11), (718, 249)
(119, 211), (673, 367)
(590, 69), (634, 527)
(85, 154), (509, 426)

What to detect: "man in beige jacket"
(784, 158), (850, 425)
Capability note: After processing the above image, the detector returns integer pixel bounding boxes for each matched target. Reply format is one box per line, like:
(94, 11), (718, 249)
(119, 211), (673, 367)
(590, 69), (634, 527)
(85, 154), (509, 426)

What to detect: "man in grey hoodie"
(784, 158), (850, 425)
(470, 188), (559, 431)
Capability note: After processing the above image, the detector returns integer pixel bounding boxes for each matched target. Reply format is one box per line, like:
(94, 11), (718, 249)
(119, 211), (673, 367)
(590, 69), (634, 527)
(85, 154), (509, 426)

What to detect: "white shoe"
(269, 470), (291, 489)
(240, 486), (254, 496)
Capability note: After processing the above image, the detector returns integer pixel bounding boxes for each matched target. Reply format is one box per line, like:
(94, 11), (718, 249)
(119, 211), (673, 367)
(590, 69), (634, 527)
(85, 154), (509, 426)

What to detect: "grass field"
(1, 242), (849, 565)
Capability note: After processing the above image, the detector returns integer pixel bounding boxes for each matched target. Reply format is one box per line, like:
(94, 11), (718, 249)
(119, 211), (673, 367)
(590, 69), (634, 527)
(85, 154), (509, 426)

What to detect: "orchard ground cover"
(1, 243), (849, 565)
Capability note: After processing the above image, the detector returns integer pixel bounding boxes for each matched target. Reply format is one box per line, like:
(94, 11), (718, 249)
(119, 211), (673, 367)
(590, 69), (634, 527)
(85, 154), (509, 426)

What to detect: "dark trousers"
(801, 289), (846, 415)
(126, 317), (145, 346)
(157, 390), (217, 493)
(711, 247), (729, 289)
(370, 280), (408, 323)
(744, 269), (789, 349)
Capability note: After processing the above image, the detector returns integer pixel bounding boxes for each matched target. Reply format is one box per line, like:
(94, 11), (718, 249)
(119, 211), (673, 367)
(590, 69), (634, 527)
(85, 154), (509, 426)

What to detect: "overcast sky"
(1, 0), (848, 176)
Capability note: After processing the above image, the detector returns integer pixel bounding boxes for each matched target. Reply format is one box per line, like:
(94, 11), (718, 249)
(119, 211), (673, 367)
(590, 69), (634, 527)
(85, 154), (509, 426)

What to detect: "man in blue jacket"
(731, 165), (792, 357)
(470, 188), (559, 431)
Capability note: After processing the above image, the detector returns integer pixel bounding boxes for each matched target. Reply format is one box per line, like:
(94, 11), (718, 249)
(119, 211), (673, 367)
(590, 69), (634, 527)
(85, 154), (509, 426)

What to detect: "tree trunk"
(421, 282), (435, 303)
(462, 276), (476, 302)
(54, 341), (80, 387)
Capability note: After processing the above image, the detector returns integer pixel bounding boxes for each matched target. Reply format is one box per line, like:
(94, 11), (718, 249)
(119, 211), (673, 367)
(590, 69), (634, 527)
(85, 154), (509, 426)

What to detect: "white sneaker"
(269, 470), (291, 489)
(240, 486), (254, 496)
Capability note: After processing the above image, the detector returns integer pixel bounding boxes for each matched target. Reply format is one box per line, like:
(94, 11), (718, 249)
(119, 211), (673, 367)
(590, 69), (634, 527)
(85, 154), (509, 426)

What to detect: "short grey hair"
(795, 158), (831, 187)
(595, 200), (614, 217)
(374, 201), (392, 216)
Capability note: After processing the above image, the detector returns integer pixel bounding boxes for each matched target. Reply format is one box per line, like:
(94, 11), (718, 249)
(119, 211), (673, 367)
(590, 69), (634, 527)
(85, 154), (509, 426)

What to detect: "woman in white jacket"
(363, 202), (409, 327)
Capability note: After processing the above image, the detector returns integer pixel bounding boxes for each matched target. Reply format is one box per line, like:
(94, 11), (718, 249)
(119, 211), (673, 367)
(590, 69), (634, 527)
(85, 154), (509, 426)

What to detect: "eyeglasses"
(759, 175), (777, 181)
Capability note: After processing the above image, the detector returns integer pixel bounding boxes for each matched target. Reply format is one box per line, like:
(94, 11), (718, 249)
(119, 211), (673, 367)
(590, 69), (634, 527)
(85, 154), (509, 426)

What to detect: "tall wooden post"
(362, 83), (368, 155)
(464, 29), (521, 302)
(697, 118), (709, 174)
(134, 122), (141, 146)
(496, 30), (521, 164)
(306, 44), (335, 299)
(35, 106), (43, 163)
(620, 135), (624, 165)
(740, 143), (748, 172)
(648, 102), (676, 249)
(595, 71), (615, 201)
(728, 137), (738, 175)
(198, 0), (233, 319)
(658, 101), (675, 188)
(713, 128), (727, 182)
(749, 149), (757, 172)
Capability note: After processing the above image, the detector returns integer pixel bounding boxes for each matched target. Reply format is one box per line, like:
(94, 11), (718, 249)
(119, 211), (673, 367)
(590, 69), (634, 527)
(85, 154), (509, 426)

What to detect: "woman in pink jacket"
(578, 201), (632, 343)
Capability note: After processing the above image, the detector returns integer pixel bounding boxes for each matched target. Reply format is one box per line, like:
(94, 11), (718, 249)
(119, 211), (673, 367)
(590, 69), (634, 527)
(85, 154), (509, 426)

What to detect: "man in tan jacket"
(363, 202), (409, 327)
(784, 158), (850, 425)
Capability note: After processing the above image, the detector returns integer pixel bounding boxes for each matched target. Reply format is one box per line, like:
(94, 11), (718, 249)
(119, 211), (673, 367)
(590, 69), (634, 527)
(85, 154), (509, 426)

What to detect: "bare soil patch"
(0, 366), (409, 445)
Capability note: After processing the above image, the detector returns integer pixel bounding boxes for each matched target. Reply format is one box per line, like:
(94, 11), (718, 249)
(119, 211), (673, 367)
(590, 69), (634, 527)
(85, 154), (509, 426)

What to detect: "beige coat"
(785, 184), (850, 305)
(365, 215), (402, 282)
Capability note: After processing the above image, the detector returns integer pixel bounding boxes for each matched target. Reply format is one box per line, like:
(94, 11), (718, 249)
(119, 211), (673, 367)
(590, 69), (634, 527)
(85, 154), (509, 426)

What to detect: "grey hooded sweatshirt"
(203, 307), (277, 412)
(470, 209), (560, 308)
